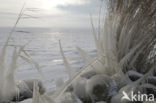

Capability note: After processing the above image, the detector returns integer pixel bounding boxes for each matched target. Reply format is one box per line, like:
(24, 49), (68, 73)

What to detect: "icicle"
(32, 81), (40, 103)
(2, 47), (19, 100)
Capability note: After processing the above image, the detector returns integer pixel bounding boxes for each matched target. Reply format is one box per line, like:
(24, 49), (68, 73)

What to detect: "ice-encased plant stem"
(0, 2), (26, 101)
(52, 0), (156, 102)
(0, 2), (44, 102)
(1, 0), (156, 103)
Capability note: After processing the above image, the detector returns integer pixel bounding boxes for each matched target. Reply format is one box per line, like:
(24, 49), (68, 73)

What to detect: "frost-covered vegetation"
(0, 0), (156, 103)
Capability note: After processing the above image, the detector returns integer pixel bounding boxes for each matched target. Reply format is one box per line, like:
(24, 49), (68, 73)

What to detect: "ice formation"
(0, 0), (156, 103)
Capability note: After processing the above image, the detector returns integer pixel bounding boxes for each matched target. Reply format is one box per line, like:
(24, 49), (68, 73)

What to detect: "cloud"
(0, 0), (102, 28)
(57, 0), (102, 15)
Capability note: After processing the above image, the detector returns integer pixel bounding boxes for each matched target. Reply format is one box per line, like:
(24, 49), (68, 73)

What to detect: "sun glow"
(41, 0), (61, 10)
(33, 0), (86, 12)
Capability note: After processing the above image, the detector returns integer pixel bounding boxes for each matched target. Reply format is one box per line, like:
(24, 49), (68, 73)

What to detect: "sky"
(0, 0), (104, 28)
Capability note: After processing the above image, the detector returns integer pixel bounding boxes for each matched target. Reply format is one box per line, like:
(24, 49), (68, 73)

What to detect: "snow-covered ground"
(0, 27), (96, 91)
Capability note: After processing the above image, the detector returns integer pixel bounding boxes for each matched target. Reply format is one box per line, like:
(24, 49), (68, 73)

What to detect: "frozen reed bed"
(0, 0), (156, 103)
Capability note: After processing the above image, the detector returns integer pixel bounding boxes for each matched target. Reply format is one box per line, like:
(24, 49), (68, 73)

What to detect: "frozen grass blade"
(59, 40), (74, 78)
(90, 14), (103, 56)
(20, 55), (44, 78)
(76, 46), (94, 64)
(19, 41), (44, 78)
(6, 2), (26, 44)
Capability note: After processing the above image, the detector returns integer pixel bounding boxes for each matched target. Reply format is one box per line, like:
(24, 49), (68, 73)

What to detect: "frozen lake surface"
(0, 27), (96, 91)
